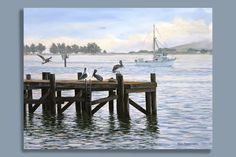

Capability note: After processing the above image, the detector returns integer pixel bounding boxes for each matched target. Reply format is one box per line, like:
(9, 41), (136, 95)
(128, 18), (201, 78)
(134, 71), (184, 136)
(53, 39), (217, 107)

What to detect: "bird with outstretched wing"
(37, 54), (52, 64)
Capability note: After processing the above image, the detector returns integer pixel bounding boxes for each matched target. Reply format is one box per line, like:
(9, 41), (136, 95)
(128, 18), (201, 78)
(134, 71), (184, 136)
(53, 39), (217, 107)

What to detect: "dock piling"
(109, 90), (114, 114)
(57, 91), (62, 113)
(75, 72), (82, 114)
(145, 92), (152, 115)
(49, 74), (56, 115)
(116, 73), (125, 118)
(26, 74), (33, 113)
(24, 89), (26, 116)
(42, 72), (50, 113)
(124, 93), (130, 118)
(150, 73), (157, 115)
(85, 88), (92, 116)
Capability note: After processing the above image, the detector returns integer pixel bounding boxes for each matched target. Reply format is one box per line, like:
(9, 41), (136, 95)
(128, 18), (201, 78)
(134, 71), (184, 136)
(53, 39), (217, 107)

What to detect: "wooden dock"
(24, 72), (157, 119)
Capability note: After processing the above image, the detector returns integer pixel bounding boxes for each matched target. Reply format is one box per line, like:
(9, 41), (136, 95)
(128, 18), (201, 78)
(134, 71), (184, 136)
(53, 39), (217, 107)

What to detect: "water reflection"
(24, 112), (159, 133)
(146, 115), (160, 133)
(74, 113), (93, 130)
(107, 115), (115, 132)
(117, 117), (131, 134)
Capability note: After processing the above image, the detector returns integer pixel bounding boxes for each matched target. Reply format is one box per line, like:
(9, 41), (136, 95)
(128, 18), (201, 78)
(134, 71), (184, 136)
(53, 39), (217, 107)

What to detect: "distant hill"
(171, 40), (212, 51)
(127, 40), (212, 55)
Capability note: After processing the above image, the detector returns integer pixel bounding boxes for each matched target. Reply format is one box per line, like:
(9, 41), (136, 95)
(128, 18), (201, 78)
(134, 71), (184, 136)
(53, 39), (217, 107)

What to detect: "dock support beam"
(150, 73), (157, 115)
(24, 89), (26, 116)
(81, 79), (92, 117)
(145, 92), (152, 115)
(26, 74), (33, 113)
(75, 72), (82, 114)
(57, 91), (62, 113)
(85, 90), (92, 116)
(116, 74), (124, 118)
(124, 93), (130, 118)
(109, 90), (114, 114)
(116, 74), (129, 118)
(42, 72), (50, 114)
(49, 74), (56, 115)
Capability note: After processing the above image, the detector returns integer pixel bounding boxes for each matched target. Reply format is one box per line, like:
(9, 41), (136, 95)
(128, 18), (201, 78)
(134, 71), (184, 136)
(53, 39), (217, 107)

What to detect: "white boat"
(135, 25), (176, 67)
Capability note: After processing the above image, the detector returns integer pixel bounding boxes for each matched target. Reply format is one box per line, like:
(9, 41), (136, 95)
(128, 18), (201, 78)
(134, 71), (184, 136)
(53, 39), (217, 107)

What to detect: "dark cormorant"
(112, 60), (124, 73)
(79, 68), (88, 80)
(92, 69), (103, 81)
(37, 54), (52, 64)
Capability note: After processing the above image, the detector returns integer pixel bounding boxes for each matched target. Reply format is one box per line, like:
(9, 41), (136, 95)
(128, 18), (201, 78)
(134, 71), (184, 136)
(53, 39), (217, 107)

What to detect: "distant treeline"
(24, 42), (106, 55)
(128, 50), (153, 54)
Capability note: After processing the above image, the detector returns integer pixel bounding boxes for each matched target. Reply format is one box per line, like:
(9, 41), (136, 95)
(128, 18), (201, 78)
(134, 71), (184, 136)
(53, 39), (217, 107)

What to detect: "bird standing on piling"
(92, 69), (103, 81)
(79, 68), (88, 80)
(37, 54), (52, 64)
(112, 60), (124, 73)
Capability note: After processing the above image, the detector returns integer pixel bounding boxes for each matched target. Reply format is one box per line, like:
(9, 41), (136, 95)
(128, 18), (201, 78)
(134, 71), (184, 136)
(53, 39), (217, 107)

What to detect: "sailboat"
(135, 25), (176, 66)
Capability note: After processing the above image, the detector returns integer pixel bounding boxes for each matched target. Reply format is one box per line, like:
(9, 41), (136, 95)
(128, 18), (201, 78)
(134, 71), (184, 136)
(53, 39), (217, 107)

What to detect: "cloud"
(156, 18), (212, 47)
(24, 9), (212, 52)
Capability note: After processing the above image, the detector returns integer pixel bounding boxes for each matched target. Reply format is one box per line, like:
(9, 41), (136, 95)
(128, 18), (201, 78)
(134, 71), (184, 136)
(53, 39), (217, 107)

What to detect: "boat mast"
(153, 24), (156, 53)
(153, 24), (160, 60)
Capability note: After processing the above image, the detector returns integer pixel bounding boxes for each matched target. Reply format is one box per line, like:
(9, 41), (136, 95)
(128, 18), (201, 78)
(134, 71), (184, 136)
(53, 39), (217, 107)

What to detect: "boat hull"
(135, 59), (176, 67)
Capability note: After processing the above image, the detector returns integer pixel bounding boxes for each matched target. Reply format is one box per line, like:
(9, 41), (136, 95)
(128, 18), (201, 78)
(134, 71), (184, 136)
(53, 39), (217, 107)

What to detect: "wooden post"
(116, 73), (124, 118)
(75, 72), (82, 114)
(81, 91), (86, 115)
(64, 58), (67, 67)
(42, 72), (50, 113)
(85, 90), (92, 116)
(145, 92), (152, 115)
(109, 90), (114, 114)
(24, 90), (26, 116)
(26, 74), (33, 113)
(57, 91), (62, 113)
(124, 92), (130, 118)
(150, 73), (157, 115)
(49, 74), (56, 115)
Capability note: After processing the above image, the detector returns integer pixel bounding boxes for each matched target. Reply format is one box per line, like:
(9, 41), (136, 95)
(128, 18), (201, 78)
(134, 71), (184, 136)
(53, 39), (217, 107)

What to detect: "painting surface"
(24, 8), (212, 149)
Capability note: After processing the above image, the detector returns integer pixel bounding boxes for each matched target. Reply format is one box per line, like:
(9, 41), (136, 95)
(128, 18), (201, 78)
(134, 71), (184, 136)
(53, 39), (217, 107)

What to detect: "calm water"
(24, 54), (212, 149)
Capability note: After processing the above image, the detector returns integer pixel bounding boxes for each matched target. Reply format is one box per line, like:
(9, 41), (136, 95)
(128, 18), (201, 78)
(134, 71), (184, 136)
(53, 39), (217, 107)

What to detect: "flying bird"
(92, 69), (103, 81)
(79, 68), (88, 80)
(37, 54), (52, 64)
(112, 60), (124, 73)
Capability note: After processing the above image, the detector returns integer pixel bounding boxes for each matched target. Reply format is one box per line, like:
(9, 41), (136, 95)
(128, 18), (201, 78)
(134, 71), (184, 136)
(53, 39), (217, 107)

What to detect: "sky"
(24, 8), (212, 52)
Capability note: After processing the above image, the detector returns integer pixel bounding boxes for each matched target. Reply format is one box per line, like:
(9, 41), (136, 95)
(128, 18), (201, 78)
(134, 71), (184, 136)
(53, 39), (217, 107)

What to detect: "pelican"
(79, 68), (88, 80)
(37, 54), (52, 64)
(92, 69), (103, 81)
(112, 60), (124, 73)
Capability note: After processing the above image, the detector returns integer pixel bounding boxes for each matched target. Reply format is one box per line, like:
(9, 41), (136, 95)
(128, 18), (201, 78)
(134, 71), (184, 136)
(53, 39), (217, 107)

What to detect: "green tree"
(36, 43), (46, 54)
(30, 43), (37, 54)
(79, 46), (87, 53)
(24, 45), (30, 55)
(66, 45), (72, 54)
(87, 42), (101, 54)
(49, 43), (58, 54)
(71, 44), (80, 54)
(57, 43), (66, 54)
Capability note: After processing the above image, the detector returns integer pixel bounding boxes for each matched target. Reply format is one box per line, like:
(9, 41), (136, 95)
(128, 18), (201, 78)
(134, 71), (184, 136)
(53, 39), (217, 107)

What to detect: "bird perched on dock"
(112, 60), (124, 73)
(92, 69), (103, 81)
(37, 54), (52, 64)
(79, 68), (88, 80)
